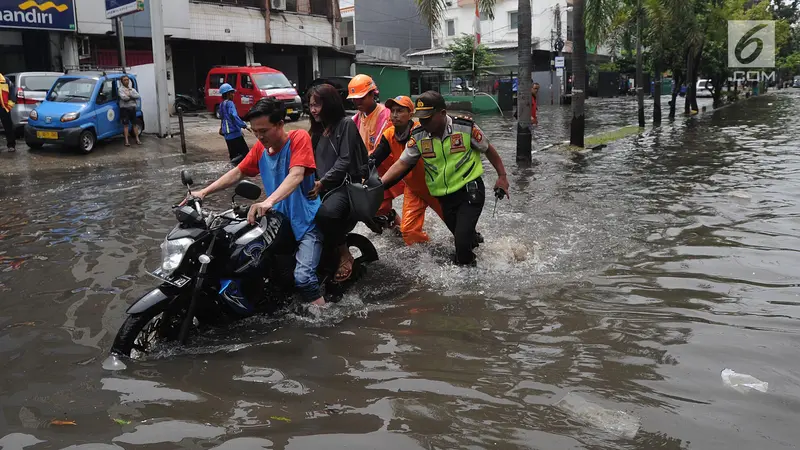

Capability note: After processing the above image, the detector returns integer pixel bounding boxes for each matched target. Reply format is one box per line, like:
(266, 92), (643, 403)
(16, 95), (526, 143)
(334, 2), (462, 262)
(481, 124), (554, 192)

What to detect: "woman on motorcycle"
(307, 83), (369, 282)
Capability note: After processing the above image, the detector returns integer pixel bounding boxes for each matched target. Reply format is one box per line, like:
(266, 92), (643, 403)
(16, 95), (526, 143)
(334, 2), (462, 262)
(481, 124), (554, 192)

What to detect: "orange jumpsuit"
(353, 104), (404, 215)
(378, 125), (444, 245)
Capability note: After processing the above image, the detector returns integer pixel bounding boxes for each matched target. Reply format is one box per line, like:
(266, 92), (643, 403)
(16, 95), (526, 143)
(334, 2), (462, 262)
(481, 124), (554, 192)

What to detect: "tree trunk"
(570, 0), (586, 147)
(636, 0), (645, 128)
(516, 0), (533, 165)
(669, 73), (682, 119)
(684, 51), (694, 115)
(653, 59), (662, 125)
(690, 47), (702, 111)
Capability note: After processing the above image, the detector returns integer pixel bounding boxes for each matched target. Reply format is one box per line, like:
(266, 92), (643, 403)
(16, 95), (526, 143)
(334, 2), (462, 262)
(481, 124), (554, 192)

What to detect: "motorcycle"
(110, 170), (379, 359)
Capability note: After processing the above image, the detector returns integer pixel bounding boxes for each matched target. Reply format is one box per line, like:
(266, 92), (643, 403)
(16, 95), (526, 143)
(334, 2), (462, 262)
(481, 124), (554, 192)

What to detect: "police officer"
(381, 91), (510, 265)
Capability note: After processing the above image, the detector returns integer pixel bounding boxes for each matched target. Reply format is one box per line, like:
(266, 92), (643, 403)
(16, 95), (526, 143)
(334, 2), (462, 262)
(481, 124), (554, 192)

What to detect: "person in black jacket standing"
(306, 83), (369, 282)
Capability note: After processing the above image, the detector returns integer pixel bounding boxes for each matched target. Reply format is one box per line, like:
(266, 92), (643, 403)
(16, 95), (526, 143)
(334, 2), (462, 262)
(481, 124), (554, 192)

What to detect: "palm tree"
(635, 0), (645, 127)
(516, 0), (533, 164)
(570, 0), (586, 147)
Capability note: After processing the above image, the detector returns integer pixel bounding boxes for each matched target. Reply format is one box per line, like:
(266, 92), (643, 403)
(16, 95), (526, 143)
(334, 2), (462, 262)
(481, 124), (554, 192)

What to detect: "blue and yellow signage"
(0, 0), (76, 31)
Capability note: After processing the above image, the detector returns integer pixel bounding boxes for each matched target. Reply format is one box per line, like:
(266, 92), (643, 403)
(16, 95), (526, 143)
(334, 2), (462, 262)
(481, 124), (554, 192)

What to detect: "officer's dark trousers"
(437, 176), (485, 265)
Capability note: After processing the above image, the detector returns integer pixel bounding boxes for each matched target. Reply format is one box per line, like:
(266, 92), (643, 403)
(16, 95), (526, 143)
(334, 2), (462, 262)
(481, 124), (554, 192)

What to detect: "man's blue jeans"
(295, 226), (323, 302)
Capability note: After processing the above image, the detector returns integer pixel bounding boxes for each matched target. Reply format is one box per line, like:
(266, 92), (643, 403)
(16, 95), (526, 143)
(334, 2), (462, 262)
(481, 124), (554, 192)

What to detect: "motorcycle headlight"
(29, 109), (38, 121)
(160, 237), (194, 275)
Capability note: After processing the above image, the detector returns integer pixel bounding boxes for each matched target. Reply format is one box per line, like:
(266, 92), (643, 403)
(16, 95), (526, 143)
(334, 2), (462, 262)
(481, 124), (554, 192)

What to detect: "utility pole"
(150, 0), (170, 137)
(116, 17), (127, 69)
(555, 4), (563, 105)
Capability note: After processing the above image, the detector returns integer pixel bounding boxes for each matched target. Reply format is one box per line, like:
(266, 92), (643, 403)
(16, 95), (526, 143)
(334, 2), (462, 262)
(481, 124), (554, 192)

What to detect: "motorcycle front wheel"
(111, 304), (196, 359)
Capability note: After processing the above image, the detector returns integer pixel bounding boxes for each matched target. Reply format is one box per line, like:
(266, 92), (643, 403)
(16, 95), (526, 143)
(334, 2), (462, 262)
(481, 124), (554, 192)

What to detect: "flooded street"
(2, 91), (800, 449)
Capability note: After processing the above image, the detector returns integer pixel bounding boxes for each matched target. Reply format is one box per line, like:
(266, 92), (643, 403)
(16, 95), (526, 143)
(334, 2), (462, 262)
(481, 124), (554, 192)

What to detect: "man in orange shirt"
(531, 82), (539, 125)
(348, 74), (404, 232)
(370, 96), (444, 245)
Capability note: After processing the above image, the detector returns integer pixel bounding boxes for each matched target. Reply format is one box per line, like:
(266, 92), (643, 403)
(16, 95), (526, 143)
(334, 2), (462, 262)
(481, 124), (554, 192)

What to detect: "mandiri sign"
(0, 0), (76, 32)
(105, 0), (144, 19)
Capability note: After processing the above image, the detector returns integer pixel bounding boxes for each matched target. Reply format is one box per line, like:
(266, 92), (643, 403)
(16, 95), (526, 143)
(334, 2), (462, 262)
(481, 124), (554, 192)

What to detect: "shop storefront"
(0, 0), (77, 72)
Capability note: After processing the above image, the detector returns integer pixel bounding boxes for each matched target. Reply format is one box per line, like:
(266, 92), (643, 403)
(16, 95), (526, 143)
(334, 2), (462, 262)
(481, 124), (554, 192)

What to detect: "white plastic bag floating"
(556, 392), (641, 439)
(721, 368), (768, 393)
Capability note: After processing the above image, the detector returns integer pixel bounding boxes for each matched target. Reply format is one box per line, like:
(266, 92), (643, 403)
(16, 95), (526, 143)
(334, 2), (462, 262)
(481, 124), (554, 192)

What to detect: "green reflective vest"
(415, 118), (484, 197)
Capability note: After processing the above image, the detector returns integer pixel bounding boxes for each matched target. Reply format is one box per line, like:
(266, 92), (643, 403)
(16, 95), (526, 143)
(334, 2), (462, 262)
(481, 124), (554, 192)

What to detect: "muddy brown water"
(1, 93), (799, 449)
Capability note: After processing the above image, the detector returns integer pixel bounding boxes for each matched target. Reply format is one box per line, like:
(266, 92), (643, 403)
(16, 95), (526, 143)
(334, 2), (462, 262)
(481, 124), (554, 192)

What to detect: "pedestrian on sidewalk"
(531, 82), (539, 125)
(0, 72), (16, 152)
(118, 75), (142, 147)
(218, 83), (250, 163)
(347, 74), (403, 233)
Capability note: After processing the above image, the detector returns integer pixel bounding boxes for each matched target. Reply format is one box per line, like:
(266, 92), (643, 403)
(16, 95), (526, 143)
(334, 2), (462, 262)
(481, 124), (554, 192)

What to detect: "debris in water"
(102, 355), (128, 371)
(270, 416), (291, 423)
(555, 392), (641, 439)
(113, 418), (132, 425)
(50, 419), (77, 426)
(4, 321), (37, 330)
(721, 368), (768, 393)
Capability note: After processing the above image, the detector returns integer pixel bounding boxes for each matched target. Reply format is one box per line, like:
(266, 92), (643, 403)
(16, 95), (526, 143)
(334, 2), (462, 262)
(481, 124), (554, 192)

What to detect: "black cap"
(414, 91), (446, 119)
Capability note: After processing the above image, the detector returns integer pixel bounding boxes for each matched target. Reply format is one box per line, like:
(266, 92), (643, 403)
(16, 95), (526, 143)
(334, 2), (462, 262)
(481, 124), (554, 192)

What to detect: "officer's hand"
(495, 176), (510, 199)
(248, 200), (274, 225)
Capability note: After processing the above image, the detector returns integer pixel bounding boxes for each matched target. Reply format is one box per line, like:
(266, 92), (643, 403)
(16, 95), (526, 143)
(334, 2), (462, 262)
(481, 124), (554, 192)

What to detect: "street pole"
(555, 5), (562, 105)
(150, 0), (170, 137)
(550, 29), (554, 105)
(116, 18), (127, 69)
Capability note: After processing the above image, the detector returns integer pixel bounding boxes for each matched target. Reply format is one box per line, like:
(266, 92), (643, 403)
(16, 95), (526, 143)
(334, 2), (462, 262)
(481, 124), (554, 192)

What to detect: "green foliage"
(446, 35), (497, 72)
(415, 0), (497, 31)
(777, 52), (800, 73)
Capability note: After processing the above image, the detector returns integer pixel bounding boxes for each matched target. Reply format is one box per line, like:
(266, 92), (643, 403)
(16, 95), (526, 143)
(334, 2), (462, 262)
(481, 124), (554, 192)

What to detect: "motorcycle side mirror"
(181, 170), (193, 187)
(235, 180), (262, 200)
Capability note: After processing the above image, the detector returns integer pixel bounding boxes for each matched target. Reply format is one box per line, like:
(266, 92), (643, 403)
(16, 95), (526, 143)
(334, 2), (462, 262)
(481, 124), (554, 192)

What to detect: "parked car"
(696, 79), (713, 97)
(24, 71), (144, 154)
(204, 65), (302, 121)
(5, 71), (62, 136)
(300, 76), (355, 114)
(793, 76), (800, 88)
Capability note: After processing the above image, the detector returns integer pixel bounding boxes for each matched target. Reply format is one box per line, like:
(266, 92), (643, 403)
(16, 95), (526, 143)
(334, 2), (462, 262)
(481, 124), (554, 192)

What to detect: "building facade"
(1, 0), (351, 102)
(339, 0), (430, 65)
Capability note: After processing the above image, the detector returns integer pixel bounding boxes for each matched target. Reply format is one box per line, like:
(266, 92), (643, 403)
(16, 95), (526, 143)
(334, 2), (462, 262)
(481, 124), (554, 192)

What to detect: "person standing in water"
(218, 83), (251, 163)
(370, 96), (444, 245)
(347, 74), (404, 233)
(381, 91), (510, 265)
(118, 75), (142, 146)
(531, 82), (540, 125)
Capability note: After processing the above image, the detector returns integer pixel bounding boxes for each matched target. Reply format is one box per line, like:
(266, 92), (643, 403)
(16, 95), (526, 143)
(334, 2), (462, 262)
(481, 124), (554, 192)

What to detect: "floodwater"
(1, 91), (799, 449)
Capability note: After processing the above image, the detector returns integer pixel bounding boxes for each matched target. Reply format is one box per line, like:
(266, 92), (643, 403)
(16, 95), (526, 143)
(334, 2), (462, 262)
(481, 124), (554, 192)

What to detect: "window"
(286, 0), (297, 12)
(209, 75), (225, 89)
(509, 11), (519, 30)
(241, 74), (254, 90)
(227, 73), (238, 88)
(97, 79), (117, 105)
(446, 19), (456, 36)
(20, 75), (60, 92)
(310, 0), (328, 15)
(479, 11), (489, 21)
(253, 73), (293, 89)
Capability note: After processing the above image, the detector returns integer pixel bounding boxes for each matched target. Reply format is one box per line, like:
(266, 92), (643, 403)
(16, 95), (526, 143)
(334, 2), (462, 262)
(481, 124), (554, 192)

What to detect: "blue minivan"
(24, 72), (144, 154)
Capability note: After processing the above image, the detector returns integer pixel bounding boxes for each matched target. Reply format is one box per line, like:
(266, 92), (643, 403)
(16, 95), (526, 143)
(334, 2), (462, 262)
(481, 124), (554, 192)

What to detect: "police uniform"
(400, 94), (490, 264)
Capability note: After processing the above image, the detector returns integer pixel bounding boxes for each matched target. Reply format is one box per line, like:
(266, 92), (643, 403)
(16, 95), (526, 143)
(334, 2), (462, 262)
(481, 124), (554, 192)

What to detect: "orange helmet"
(347, 74), (378, 99)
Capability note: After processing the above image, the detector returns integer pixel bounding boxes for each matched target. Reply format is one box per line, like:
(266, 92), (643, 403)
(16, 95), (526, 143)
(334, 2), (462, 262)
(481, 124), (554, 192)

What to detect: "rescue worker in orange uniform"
(0, 72), (16, 152)
(370, 96), (444, 245)
(347, 74), (404, 232)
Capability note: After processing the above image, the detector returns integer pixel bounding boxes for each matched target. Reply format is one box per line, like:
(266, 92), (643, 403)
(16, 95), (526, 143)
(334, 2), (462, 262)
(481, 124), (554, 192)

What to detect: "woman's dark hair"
(244, 97), (285, 124)
(308, 83), (346, 140)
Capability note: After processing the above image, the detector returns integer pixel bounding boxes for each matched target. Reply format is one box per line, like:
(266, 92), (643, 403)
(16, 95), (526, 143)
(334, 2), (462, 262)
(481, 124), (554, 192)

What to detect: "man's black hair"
(244, 97), (285, 123)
